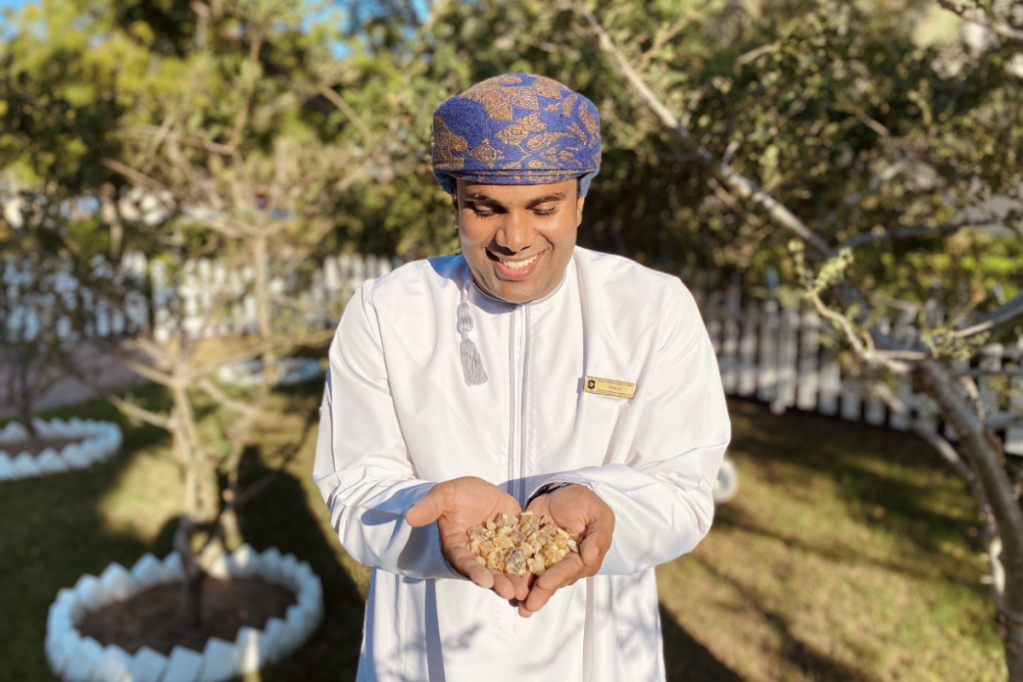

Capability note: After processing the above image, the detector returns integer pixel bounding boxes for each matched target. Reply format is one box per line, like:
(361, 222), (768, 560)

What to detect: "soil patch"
(78, 577), (296, 655)
(0, 436), (82, 457)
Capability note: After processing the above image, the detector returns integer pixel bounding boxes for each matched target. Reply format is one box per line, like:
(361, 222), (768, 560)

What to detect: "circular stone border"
(46, 545), (324, 682)
(216, 357), (324, 389)
(712, 457), (739, 505)
(0, 418), (123, 481)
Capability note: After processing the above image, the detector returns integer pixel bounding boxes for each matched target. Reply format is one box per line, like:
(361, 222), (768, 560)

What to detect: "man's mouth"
(487, 250), (544, 279)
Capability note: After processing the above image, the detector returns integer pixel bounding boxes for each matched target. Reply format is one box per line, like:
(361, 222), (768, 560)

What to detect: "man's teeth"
(500, 253), (539, 270)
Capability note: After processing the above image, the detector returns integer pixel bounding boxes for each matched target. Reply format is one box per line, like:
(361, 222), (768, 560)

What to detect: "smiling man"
(313, 74), (731, 682)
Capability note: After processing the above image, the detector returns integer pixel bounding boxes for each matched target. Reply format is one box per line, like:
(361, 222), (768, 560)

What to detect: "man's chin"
(487, 277), (543, 305)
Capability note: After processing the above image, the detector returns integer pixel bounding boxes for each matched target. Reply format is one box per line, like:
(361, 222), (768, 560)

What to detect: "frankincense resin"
(467, 512), (582, 577)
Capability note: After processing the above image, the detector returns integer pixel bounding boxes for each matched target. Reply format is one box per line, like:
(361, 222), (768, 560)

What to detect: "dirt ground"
(78, 577), (297, 655)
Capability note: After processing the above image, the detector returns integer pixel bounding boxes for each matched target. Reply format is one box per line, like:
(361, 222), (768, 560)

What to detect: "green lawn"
(0, 385), (1004, 681)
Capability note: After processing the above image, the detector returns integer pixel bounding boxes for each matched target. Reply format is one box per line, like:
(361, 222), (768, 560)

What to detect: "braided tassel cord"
(457, 285), (488, 386)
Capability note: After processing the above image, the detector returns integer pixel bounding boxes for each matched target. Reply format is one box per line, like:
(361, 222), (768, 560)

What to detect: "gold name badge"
(584, 376), (636, 399)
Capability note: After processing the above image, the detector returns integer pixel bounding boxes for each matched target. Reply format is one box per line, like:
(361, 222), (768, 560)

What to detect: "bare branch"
(734, 42), (777, 67)
(196, 377), (257, 416)
(574, 2), (834, 258)
(936, 0), (1023, 43)
(107, 395), (174, 430)
(101, 158), (167, 191)
(841, 217), (1000, 250)
(228, 31), (264, 149)
(317, 86), (375, 146)
(954, 292), (1023, 339)
(634, 12), (700, 71)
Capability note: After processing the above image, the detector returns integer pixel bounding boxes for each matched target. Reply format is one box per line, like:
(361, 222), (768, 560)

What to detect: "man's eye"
(532, 208), (556, 217)
(470, 206), (495, 218)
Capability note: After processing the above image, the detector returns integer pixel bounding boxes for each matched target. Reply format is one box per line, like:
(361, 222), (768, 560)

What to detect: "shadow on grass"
(660, 605), (746, 681)
(723, 398), (985, 589)
(0, 385), (173, 682)
(234, 449), (365, 680)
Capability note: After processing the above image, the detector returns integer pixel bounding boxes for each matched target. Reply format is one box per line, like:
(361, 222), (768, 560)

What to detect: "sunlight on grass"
(96, 449), (181, 542)
(659, 401), (1003, 682)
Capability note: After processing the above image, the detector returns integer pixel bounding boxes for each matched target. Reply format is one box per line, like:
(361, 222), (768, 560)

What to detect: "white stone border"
(712, 457), (739, 505)
(0, 418), (123, 481)
(216, 357), (323, 389)
(46, 546), (324, 682)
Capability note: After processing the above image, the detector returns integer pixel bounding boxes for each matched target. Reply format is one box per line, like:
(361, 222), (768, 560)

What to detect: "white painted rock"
(257, 548), (283, 583)
(73, 575), (107, 613)
(0, 421), (27, 441)
(0, 453), (14, 480)
(161, 646), (205, 682)
(63, 636), (104, 682)
(12, 452), (40, 477)
(226, 544), (257, 578)
(127, 646), (169, 682)
(98, 563), (136, 602)
(129, 554), (164, 589)
(37, 449), (70, 474)
(48, 547), (324, 682)
(0, 418), (122, 481)
(162, 551), (184, 581)
(197, 637), (239, 682)
(88, 644), (132, 682)
(234, 626), (267, 673)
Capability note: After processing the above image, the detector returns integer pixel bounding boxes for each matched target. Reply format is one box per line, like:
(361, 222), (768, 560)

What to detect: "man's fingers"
(506, 573), (530, 602)
(518, 602), (533, 618)
(536, 554), (584, 591)
(405, 484), (450, 527)
(447, 545), (494, 589)
(490, 570), (517, 600)
(523, 581), (557, 613)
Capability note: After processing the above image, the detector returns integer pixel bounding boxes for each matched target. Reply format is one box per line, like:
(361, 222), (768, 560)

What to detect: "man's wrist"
(526, 481), (575, 508)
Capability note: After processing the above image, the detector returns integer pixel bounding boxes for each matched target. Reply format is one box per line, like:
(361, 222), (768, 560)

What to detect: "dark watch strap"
(526, 481), (575, 508)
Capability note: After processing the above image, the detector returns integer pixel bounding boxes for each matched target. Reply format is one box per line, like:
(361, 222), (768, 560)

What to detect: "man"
(313, 73), (730, 682)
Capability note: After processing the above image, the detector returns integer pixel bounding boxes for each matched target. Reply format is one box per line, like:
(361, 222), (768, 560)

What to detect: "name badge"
(584, 376), (636, 399)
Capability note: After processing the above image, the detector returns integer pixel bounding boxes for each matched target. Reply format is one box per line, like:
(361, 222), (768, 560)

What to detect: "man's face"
(454, 179), (584, 304)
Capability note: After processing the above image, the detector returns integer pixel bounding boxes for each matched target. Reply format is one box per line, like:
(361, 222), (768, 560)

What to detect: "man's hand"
(519, 484), (615, 617)
(406, 476), (529, 602)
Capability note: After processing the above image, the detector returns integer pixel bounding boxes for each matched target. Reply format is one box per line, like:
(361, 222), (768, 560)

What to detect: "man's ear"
(576, 194), (585, 226)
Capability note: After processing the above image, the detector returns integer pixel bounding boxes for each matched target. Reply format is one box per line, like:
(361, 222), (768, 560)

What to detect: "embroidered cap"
(432, 73), (602, 196)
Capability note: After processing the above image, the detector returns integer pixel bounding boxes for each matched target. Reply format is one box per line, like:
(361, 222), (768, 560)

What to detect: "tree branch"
(841, 217), (1000, 250)
(107, 394), (174, 430)
(574, 2), (834, 258)
(954, 292), (1023, 339)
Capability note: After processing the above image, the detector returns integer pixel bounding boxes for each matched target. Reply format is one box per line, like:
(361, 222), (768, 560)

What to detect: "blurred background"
(2, 0), (1023, 680)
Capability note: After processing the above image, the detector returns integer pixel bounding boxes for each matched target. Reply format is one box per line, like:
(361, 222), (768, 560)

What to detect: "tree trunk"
(919, 360), (1023, 681)
(171, 383), (210, 629)
(251, 233), (276, 395)
(17, 359), (37, 439)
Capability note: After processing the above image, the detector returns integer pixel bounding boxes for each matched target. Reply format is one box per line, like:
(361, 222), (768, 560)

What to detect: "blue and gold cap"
(432, 74), (602, 196)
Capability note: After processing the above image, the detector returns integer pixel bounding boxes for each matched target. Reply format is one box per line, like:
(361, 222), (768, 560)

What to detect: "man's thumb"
(406, 483), (450, 527)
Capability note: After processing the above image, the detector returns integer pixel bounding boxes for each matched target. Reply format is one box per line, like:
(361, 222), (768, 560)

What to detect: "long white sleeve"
(313, 282), (460, 580)
(530, 282), (730, 575)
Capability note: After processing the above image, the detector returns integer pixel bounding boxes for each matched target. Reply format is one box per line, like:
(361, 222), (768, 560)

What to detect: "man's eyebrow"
(526, 192), (568, 206)
(463, 191), (569, 206)
(464, 193), (503, 205)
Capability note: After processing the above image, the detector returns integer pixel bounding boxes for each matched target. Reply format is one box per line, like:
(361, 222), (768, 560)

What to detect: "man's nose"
(494, 210), (534, 253)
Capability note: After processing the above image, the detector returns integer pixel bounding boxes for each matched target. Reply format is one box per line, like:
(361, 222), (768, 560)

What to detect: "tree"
(567, 0), (1023, 677)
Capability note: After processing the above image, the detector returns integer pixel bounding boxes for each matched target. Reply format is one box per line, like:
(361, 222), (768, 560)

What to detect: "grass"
(0, 385), (1004, 681)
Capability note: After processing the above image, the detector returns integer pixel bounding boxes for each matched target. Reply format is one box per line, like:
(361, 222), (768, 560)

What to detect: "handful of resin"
(467, 511), (582, 577)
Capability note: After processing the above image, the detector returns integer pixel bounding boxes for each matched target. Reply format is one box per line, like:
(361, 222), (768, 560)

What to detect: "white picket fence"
(692, 287), (1023, 456)
(4, 251), (1022, 453)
